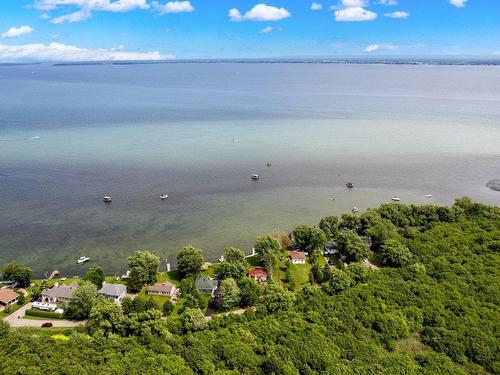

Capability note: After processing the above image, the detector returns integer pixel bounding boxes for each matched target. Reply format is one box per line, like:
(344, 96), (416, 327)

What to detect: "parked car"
(41, 322), (53, 328)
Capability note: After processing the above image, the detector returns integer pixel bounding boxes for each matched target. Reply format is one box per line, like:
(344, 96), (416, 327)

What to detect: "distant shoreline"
(2, 57), (500, 67)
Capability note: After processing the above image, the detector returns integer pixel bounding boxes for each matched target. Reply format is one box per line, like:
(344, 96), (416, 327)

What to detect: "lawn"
(274, 259), (312, 290)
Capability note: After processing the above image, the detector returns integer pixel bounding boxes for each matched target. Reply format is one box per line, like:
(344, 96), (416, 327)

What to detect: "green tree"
(217, 261), (246, 280)
(86, 297), (126, 336)
(177, 246), (204, 278)
(65, 281), (98, 320)
(337, 230), (370, 262)
(0, 320), (9, 339)
(379, 239), (413, 267)
(238, 278), (259, 307)
(322, 269), (354, 295)
(17, 294), (26, 305)
(293, 224), (326, 253)
(83, 265), (105, 288)
(319, 215), (340, 241)
(263, 283), (294, 313)
(2, 262), (32, 288)
(162, 300), (174, 316)
(144, 297), (161, 311)
(254, 235), (281, 275)
(127, 251), (160, 292)
(224, 247), (245, 263)
(220, 278), (240, 310)
(182, 308), (207, 332)
(339, 213), (361, 231)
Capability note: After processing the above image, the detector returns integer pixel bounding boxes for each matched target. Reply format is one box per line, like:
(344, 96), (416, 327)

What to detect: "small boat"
(346, 182), (354, 189)
(391, 197), (401, 202)
(266, 162), (272, 167)
(103, 196), (112, 203)
(251, 174), (260, 180)
(160, 193), (169, 200)
(77, 256), (90, 264)
(426, 194), (433, 198)
(352, 207), (360, 213)
(329, 197), (335, 201)
(33, 136), (40, 140)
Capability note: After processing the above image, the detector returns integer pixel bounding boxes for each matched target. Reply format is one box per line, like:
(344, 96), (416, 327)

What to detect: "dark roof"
(195, 275), (217, 290)
(99, 283), (126, 297)
(42, 282), (78, 299)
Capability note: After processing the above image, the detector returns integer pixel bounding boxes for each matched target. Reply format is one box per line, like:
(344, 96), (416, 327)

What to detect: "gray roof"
(195, 275), (217, 291)
(99, 282), (127, 297)
(42, 282), (78, 299)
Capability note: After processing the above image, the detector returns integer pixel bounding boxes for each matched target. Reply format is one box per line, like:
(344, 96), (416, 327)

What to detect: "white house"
(290, 251), (306, 264)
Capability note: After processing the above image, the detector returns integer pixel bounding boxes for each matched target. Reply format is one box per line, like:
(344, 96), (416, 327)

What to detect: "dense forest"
(0, 198), (499, 374)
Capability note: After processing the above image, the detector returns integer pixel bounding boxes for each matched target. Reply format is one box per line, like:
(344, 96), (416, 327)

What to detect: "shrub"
(25, 309), (63, 319)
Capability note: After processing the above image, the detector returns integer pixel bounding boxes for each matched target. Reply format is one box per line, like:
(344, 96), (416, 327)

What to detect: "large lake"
(0, 63), (499, 276)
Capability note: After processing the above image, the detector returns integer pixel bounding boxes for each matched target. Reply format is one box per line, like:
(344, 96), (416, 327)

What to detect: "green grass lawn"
(156, 271), (181, 286)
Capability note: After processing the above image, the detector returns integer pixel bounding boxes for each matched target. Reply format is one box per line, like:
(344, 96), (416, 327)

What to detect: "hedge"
(25, 309), (63, 319)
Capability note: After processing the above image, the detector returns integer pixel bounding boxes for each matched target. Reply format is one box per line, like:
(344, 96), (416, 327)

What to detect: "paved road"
(3, 303), (85, 328)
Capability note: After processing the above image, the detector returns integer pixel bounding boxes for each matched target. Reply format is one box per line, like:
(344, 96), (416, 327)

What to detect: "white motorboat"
(103, 196), (112, 203)
(391, 197), (401, 202)
(352, 207), (360, 213)
(160, 193), (169, 200)
(77, 256), (90, 264)
(251, 174), (260, 180)
(426, 194), (433, 198)
(346, 182), (354, 189)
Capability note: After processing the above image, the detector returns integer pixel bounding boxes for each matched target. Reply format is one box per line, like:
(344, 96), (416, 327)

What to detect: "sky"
(0, 0), (499, 61)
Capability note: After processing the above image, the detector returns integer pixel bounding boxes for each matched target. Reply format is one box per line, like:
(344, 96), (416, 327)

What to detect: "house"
(147, 282), (176, 299)
(248, 267), (268, 283)
(195, 275), (218, 297)
(290, 250), (306, 264)
(41, 282), (78, 303)
(99, 282), (127, 302)
(0, 288), (19, 308)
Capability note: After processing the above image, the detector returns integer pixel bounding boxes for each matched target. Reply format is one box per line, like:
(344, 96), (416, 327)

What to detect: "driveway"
(3, 303), (85, 328)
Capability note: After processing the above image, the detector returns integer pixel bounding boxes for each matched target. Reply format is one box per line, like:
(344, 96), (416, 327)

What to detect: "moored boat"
(251, 174), (260, 180)
(352, 207), (360, 213)
(160, 193), (169, 200)
(77, 256), (90, 264)
(346, 182), (354, 189)
(426, 194), (433, 198)
(391, 197), (401, 202)
(103, 196), (112, 203)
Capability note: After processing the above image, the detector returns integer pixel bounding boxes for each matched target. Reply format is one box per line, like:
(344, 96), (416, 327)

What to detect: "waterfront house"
(248, 267), (268, 283)
(290, 251), (306, 264)
(41, 282), (78, 303)
(147, 282), (176, 299)
(195, 275), (218, 297)
(98, 282), (127, 302)
(0, 288), (19, 308)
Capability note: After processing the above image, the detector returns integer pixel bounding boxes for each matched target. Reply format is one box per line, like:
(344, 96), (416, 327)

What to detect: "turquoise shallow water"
(0, 63), (499, 276)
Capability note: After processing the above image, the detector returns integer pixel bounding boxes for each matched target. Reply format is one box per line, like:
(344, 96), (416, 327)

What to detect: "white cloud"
(341, 0), (369, 7)
(51, 9), (91, 24)
(335, 7), (377, 21)
(377, 0), (397, 5)
(229, 4), (291, 22)
(34, 0), (149, 23)
(259, 26), (282, 33)
(39, 13), (50, 19)
(384, 11), (409, 18)
(1, 26), (34, 39)
(364, 44), (380, 53)
(311, 2), (323, 10)
(0, 42), (172, 62)
(152, 1), (194, 15)
(449, 0), (467, 7)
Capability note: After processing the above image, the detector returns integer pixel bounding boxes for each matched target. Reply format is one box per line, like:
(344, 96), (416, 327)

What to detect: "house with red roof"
(248, 267), (268, 283)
